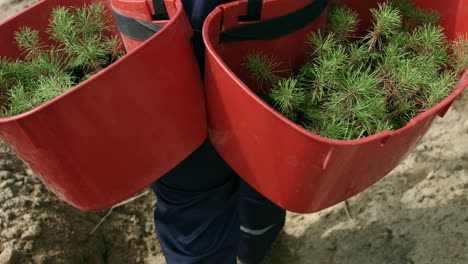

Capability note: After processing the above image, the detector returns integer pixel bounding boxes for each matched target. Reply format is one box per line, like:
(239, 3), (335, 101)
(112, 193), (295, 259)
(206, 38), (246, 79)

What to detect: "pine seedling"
(451, 34), (468, 74)
(302, 103), (323, 128)
(73, 2), (108, 35)
(333, 66), (384, 108)
(307, 114), (352, 140)
(270, 78), (306, 121)
(32, 47), (69, 77)
(0, 58), (11, 90)
(364, 2), (402, 51)
(385, 30), (411, 51)
(347, 41), (368, 66)
(0, 60), (39, 90)
(302, 102), (353, 140)
(2, 74), (74, 116)
(328, 2), (360, 42)
(103, 35), (125, 64)
(408, 24), (449, 66)
(1, 2), (123, 117)
(351, 95), (393, 136)
(47, 6), (75, 47)
(384, 57), (427, 124)
(390, 0), (440, 29)
(414, 10), (440, 27)
(242, 0), (461, 140)
(47, 3), (119, 74)
(34, 74), (74, 102)
(243, 51), (284, 92)
(324, 66), (389, 137)
(377, 41), (409, 76)
(296, 61), (315, 81)
(308, 31), (339, 58)
(421, 70), (456, 109)
(303, 45), (348, 104)
(389, 0), (414, 18)
(15, 27), (45, 60)
(3, 83), (37, 116)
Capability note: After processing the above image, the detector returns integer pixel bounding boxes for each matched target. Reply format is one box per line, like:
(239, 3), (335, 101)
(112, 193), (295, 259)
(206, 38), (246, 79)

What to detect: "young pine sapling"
(0, 2), (124, 117)
(242, 0), (466, 140)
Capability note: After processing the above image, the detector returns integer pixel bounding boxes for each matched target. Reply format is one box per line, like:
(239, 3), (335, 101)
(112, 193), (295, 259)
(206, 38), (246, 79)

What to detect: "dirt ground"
(1, 1), (467, 264)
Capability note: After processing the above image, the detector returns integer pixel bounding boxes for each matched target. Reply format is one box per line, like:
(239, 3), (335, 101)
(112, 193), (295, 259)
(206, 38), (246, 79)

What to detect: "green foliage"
(243, 51), (284, 92)
(316, 67), (390, 139)
(270, 78), (306, 121)
(15, 27), (45, 60)
(0, 59), (39, 90)
(423, 70), (457, 109)
(4, 83), (38, 116)
(3, 75), (74, 117)
(409, 24), (449, 67)
(328, 2), (360, 42)
(308, 31), (339, 58)
(347, 42), (368, 66)
(365, 2), (402, 51)
(243, 0), (462, 140)
(452, 34), (468, 74)
(0, 2), (124, 117)
(390, 0), (440, 28)
(47, 3), (118, 72)
(303, 45), (348, 104)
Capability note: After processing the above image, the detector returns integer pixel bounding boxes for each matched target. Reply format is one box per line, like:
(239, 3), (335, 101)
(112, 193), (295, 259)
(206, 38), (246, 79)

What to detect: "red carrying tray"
(203, 0), (468, 213)
(0, 0), (206, 211)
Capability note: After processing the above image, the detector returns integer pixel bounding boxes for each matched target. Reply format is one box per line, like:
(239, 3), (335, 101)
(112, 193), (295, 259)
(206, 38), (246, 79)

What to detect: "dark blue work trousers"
(151, 141), (286, 264)
(151, 1), (286, 263)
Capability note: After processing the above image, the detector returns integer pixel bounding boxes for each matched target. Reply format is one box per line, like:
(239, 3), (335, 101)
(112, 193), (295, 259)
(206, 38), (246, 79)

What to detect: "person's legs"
(152, 2), (285, 262)
(151, 2), (240, 263)
(237, 179), (287, 264)
(151, 140), (239, 264)
(151, 140), (286, 264)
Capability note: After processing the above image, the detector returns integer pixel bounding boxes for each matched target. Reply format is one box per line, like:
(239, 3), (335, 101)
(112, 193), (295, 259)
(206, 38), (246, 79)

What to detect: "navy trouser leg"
(237, 179), (287, 264)
(151, 140), (286, 264)
(151, 140), (239, 264)
(151, 1), (286, 263)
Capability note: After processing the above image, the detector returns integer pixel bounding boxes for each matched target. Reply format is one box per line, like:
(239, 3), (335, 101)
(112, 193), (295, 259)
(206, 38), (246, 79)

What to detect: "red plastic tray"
(0, 0), (206, 211)
(203, 0), (468, 213)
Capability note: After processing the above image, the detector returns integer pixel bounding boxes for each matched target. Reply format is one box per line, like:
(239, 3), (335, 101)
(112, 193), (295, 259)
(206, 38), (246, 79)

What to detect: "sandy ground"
(1, 1), (467, 264)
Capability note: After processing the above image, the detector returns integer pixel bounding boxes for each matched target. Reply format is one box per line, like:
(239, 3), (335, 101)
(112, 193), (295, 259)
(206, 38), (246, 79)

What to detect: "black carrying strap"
(152, 0), (169, 20)
(239, 0), (262, 21)
(220, 0), (329, 42)
(112, 9), (165, 41)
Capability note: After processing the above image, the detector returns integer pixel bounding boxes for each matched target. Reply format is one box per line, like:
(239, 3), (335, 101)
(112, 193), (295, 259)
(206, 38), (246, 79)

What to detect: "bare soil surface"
(1, 1), (467, 263)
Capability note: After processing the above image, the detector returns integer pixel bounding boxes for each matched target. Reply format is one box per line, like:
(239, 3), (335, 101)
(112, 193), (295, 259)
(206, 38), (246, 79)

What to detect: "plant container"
(203, 0), (468, 213)
(0, 0), (206, 211)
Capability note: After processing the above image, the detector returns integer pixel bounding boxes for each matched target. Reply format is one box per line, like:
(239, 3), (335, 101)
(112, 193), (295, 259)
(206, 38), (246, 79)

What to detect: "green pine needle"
(409, 24), (447, 55)
(302, 45), (348, 105)
(372, 2), (403, 36)
(347, 41), (368, 66)
(270, 78), (306, 121)
(242, 51), (284, 92)
(365, 2), (402, 51)
(423, 70), (457, 109)
(0, 2), (123, 117)
(391, 0), (440, 28)
(47, 2), (117, 73)
(452, 34), (468, 74)
(15, 27), (45, 60)
(308, 31), (339, 58)
(242, 0), (460, 140)
(328, 2), (360, 42)
(3, 83), (37, 116)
